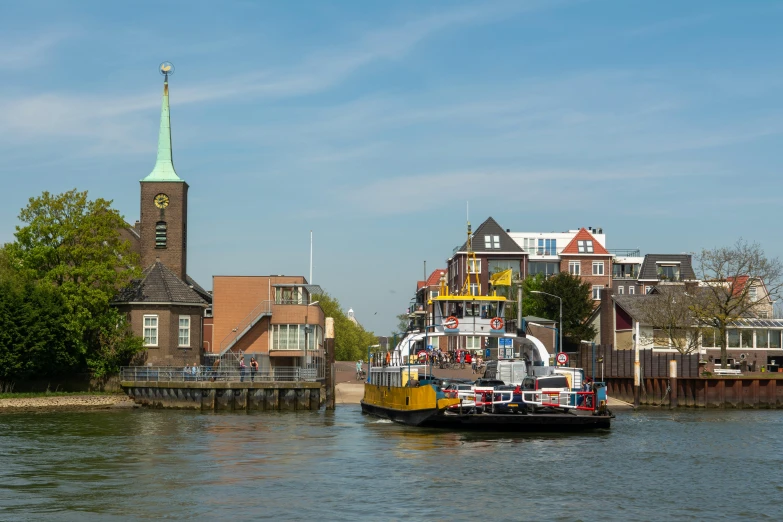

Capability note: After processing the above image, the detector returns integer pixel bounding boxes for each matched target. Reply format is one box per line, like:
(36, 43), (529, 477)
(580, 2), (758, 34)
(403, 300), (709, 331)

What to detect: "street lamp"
(530, 290), (562, 365)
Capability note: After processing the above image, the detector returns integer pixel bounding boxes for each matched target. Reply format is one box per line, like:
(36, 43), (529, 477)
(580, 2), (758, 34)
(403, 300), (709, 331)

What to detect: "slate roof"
(638, 254), (696, 281)
(612, 294), (651, 319)
(186, 274), (213, 304)
(456, 217), (525, 254)
(560, 228), (611, 255)
(114, 261), (207, 305)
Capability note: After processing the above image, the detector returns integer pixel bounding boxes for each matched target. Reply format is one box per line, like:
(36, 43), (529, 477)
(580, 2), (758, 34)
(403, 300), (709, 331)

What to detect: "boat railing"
(521, 390), (596, 412)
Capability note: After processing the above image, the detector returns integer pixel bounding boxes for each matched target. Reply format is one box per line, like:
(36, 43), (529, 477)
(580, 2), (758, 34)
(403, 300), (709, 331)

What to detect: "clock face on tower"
(154, 193), (170, 209)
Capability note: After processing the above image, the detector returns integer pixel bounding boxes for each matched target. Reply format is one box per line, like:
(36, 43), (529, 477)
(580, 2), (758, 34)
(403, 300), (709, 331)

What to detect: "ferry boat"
(360, 223), (613, 431)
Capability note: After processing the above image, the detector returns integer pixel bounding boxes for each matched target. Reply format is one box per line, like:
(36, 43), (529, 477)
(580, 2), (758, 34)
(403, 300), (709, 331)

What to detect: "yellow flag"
(490, 269), (512, 286)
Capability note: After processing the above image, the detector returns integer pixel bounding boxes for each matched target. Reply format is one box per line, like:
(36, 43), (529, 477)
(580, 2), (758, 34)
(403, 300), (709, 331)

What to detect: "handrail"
(219, 300), (273, 354)
(120, 365), (323, 382)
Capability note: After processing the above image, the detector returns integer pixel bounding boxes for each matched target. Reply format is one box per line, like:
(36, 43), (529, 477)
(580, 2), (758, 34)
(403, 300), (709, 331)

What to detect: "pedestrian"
(250, 357), (258, 382)
(356, 359), (362, 380)
(191, 364), (198, 381)
(460, 350), (465, 369)
(212, 358), (220, 381)
(239, 357), (247, 382)
(385, 350), (391, 367)
(471, 353), (477, 374)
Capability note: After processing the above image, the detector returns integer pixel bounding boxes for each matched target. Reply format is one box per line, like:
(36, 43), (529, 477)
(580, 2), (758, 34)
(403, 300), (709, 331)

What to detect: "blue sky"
(1, 0), (782, 334)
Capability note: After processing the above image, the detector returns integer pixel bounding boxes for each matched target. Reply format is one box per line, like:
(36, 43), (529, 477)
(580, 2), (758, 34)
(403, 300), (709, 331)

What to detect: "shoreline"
(0, 394), (135, 413)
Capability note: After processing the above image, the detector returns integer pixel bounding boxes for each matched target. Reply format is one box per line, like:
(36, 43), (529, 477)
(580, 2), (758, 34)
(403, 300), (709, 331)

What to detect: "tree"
(313, 292), (378, 361)
(395, 312), (411, 335)
(499, 274), (544, 325)
(633, 285), (702, 354)
(693, 240), (783, 368)
(529, 272), (596, 350)
(0, 280), (80, 386)
(5, 189), (144, 376)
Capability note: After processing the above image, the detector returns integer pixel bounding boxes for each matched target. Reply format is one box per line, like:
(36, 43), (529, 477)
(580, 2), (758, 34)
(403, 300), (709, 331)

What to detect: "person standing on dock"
(385, 351), (391, 367)
(239, 357), (247, 382)
(250, 357), (258, 382)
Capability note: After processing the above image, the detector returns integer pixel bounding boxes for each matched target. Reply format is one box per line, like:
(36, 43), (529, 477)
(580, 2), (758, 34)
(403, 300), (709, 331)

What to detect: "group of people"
(180, 356), (261, 382)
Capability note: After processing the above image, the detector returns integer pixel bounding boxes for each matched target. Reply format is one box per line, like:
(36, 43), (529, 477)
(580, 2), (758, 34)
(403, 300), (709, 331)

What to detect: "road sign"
(427, 344), (433, 351)
(556, 353), (569, 365)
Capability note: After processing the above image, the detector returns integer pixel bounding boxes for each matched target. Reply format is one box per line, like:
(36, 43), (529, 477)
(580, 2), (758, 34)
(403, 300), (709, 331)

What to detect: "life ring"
(445, 316), (459, 329)
(490, 317), (504, 330)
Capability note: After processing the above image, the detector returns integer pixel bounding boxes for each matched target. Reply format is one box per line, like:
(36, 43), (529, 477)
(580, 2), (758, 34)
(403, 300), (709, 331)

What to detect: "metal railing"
(219, 300), (273, 354)
(608, 249), (641, 257)
(120, 365), (323, 383)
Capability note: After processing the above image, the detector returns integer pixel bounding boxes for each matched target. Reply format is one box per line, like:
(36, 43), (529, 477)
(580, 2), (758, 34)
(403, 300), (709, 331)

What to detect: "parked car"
(473, 378), (505, 388)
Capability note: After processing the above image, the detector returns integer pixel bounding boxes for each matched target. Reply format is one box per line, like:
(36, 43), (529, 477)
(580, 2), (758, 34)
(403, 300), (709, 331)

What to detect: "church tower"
(139, 64), (188, 280)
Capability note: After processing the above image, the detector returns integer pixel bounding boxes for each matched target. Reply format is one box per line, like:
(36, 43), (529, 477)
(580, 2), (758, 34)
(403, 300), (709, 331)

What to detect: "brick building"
(558, 228), (614, 301)
(113, 71), (211, 365)
(210, 276), (325, 372)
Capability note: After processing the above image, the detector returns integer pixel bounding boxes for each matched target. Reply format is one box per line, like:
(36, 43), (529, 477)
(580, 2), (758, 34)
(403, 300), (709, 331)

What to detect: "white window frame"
(617, 286), (624, 294)
(578, 240), (594, 253)
(468, 258), (481, 274)
(467, 336), (481, 350)
(429, 290), (439, 301)
(592, 285), (604, 300)
(143, 315), (158, 347)
(493, 235), (500, 249)
(628, 286), (635, 295)
(484, 235), (492, 249)
(568, 261), (580, 275)
(178, 315), (190, 347)
(592, 261), (604, 276)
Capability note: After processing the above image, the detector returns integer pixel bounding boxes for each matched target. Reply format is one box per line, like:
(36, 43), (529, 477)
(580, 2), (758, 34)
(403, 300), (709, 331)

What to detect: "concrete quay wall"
(122, 381), (321, 411)
(605, 376), (783, 408)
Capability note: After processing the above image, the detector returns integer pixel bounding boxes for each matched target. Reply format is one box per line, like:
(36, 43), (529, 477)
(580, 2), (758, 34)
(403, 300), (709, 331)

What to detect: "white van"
(482, 360), (528, 386)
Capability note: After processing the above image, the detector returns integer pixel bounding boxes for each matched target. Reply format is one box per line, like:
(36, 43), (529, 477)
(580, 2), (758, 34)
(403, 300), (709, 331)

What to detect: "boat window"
(465, 303), (480, 317)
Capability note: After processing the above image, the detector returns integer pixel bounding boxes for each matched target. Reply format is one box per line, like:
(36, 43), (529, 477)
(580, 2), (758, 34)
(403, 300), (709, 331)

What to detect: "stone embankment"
(0, 394), (135, 413)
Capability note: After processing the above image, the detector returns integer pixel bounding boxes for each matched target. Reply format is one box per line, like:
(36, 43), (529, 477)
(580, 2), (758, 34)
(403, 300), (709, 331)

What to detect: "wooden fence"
(575, 344), (700, 379)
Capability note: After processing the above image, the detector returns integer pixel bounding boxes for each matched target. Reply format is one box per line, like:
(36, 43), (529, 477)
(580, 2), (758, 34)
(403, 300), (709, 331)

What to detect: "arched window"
(155, 221), (167, 248)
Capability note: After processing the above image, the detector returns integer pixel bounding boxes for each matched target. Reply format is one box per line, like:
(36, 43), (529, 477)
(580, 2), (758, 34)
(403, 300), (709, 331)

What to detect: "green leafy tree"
(395, 312), (410, 335)
(5, 189), (143, 376)
(313, 292), (378, 361)
(0, 280), (80, 383)
(530, 272), (596, 350)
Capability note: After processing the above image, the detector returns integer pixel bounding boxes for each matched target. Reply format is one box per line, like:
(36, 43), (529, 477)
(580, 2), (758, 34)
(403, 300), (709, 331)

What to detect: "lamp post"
(530, 290), (562, 365)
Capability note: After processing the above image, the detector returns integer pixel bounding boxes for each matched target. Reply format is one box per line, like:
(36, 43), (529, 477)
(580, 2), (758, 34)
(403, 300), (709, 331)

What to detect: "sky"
(1, 0), (782, 335)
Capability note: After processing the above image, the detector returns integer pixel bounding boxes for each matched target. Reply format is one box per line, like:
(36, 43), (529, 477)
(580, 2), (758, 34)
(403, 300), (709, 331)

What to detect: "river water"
(1, 406), (782, 521)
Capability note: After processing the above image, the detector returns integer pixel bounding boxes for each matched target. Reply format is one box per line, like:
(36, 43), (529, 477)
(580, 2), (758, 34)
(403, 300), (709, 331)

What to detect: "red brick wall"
(139, 181), (188, 277)
(212, 276), (324, 355)
(560, 255), (613, 296)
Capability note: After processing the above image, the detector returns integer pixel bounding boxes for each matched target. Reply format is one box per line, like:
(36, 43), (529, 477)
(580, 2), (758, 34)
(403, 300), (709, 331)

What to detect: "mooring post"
(325, 317), (335, 410)
(633, 321), (640, 407)
(669, 359), (678, 409)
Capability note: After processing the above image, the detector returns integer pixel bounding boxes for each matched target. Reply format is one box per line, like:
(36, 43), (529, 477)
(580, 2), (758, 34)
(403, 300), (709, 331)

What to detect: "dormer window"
(577, 240), (593, 253)
(155, 221), (167, 249)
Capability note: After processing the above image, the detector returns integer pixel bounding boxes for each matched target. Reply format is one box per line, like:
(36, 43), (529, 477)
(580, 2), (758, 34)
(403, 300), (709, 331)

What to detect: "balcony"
(608, 249), (641, 257)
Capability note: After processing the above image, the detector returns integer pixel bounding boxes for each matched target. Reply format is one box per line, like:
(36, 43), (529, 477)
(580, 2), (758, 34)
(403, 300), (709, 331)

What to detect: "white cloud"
(0, 31), (72, 70)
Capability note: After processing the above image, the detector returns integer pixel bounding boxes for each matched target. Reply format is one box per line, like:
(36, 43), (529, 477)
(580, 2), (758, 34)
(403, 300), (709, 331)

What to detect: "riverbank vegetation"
(0, 189), (144, 387)
(313, 292), (378, 361)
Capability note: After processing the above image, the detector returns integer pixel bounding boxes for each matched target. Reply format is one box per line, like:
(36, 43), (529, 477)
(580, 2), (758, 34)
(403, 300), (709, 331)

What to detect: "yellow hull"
(362, 383), (459, 412)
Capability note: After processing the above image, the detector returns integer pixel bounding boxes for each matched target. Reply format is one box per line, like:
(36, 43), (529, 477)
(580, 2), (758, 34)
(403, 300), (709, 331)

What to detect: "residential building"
(637, 254), (697, 294)
(447, 217), (526, 296)
(611, 251), (643, 296)
(591, 289), (783, 371)
(558, 228), (614, 301)
(414, 268), (449, 351)
(509, 227), (606, 279)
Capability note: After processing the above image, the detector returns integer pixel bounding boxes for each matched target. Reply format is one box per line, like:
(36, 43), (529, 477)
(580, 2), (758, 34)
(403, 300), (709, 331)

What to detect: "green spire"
(142, 80), (183, 182)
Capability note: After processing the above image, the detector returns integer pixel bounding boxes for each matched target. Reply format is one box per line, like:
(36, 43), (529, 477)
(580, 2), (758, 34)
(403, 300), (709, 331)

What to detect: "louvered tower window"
(155, 221), (167, 248)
